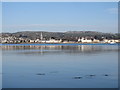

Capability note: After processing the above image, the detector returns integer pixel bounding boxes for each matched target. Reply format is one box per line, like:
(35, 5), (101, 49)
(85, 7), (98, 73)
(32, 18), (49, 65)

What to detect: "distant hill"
(1, 31), (120, 40)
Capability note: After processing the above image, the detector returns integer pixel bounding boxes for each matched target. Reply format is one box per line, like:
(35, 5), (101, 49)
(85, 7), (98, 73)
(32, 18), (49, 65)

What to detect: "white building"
(78, 37), (92, 43)
(35, 39), (40, 43)
(30, 40), (35, 43)
(103, 39), (109, 43)
(45, 39), (62, 43)
(103, 39), (120, 43)
(114, 40), (120, 43)
(1, 39), (7, 43)
(92, 39), (100, 43)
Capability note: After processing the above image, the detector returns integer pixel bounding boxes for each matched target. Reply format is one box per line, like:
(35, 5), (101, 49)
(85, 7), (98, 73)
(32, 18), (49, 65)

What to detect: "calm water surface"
(1, 44), (119, 88)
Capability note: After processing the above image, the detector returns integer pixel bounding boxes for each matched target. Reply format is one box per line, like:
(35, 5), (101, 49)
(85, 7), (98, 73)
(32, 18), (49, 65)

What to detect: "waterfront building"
(45, 38), (62, 43)
(92, 39), (100, 43)
(78, 37), (92, 43)
(30, 40), (35, 43)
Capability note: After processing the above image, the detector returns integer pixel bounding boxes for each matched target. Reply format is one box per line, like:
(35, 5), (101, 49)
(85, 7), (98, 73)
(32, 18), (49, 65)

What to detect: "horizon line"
(1, 30), (119, 34)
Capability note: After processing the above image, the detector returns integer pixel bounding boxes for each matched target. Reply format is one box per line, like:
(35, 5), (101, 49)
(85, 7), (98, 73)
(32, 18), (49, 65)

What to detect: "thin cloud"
(2, 24), (99, 32)
(107, 8), (118, 14)
(2, 24), (117, 33)
(3, 24), (97, 28)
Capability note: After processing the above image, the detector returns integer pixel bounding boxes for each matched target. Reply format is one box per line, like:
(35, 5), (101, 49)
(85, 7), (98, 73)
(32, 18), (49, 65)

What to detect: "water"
(1, 44), (119, 88)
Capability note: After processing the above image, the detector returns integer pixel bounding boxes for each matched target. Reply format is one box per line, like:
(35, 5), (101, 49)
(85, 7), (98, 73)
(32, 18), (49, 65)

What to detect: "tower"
(40, 32), (43, 40)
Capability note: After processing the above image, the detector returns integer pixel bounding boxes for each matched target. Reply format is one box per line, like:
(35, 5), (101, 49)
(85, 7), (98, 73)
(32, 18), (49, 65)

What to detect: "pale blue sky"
(2, 2), (118, 33)
(0, 2), (2, 32)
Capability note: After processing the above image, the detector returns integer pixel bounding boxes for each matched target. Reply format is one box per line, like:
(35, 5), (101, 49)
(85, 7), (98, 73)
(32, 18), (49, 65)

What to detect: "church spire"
(40, 32), (43, 40)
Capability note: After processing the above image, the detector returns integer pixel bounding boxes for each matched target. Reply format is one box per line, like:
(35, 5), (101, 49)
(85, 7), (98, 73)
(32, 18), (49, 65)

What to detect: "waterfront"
(1, 44), (119, 88)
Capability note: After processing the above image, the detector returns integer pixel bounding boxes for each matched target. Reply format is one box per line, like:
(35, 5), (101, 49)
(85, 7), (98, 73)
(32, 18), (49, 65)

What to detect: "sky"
(2, 2), (118, 33)
(0, 2), (2, 33)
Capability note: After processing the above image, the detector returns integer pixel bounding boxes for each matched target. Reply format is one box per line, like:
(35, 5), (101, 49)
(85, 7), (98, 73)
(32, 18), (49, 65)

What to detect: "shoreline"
(0, 43), (119, 46)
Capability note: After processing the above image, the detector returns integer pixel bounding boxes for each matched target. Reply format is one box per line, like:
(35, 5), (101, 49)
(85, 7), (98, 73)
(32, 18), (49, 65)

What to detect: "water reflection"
(2, 45), (118, 88)
(0, 45), (119, 55)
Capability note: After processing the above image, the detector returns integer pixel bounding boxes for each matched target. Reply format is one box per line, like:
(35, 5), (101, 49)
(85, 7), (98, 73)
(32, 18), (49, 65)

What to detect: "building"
(45, 38), (62, 43)
(92, 39), (100, 43)
(30, 40), (35, 43)
(78, 37), (92, 43)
